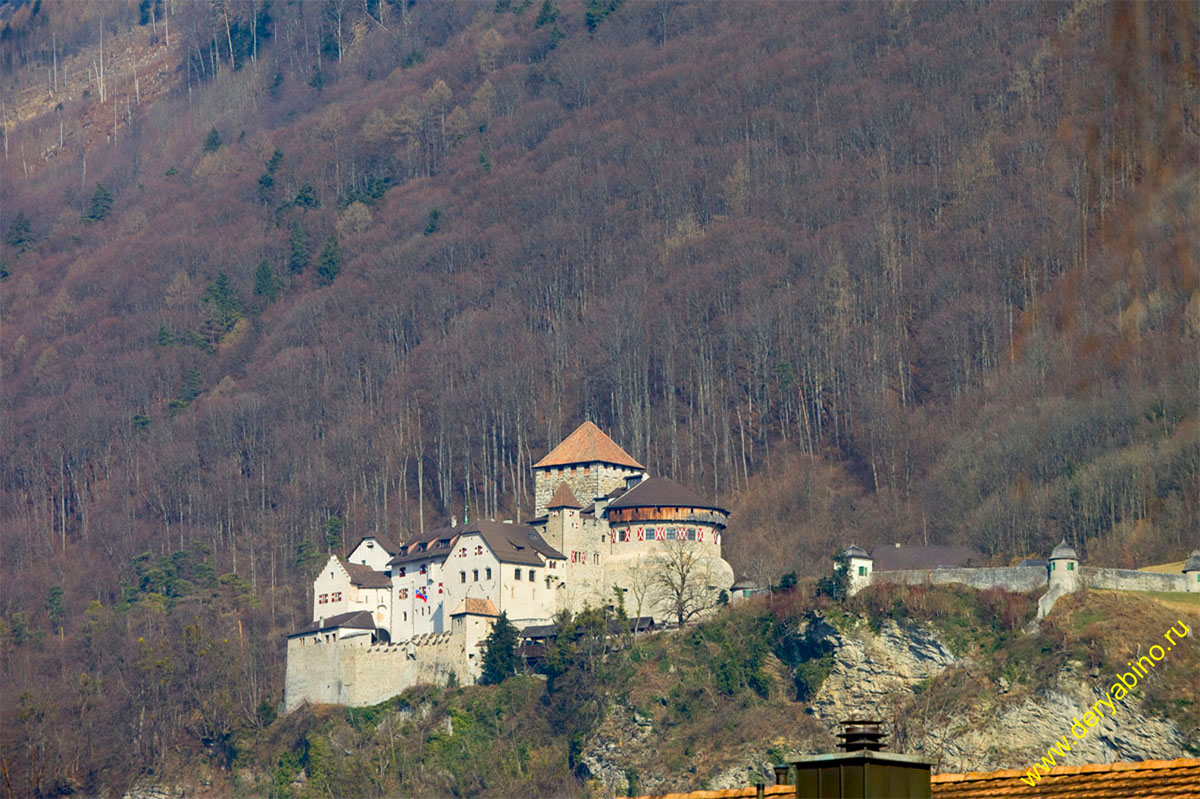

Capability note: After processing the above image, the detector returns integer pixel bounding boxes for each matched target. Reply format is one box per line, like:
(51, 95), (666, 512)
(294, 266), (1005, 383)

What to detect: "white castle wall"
(1080, 567), (1187, 592)
(284, 615), (492, 712)
(872, 566), (1048, 593)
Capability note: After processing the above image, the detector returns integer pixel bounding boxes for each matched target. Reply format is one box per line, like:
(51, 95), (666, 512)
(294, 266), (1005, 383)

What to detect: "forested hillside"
(1, 0), (1197, 795)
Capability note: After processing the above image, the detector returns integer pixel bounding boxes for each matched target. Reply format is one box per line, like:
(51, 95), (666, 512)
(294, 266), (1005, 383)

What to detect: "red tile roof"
(930, 757), (1200, 798)
(533, 421), (644, 469)
(635, 787), (793, 799)
(633, 758), (1200, 799)
(547, 481), (583, 509)
(449, 597), (499, 617)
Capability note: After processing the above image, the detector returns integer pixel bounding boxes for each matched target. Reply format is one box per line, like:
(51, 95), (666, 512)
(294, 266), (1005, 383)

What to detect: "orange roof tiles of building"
(533, 421), (645, 470)
(632, 758), (1200, 799)
(929, 757), (1200, 798)
(449, 597), (498, 617)
(547, 481), (583, 509)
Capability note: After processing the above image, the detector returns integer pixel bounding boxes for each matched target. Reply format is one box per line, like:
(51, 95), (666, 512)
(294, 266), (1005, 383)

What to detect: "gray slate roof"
(1049, 539), (1078, 561)
(288, 610), (376, 638)
(463, 519), (565, 565)
(387, 526), (459, 566)
(338, 557), (391, 588)
(351, 532), (399, 555)
(605, 476), (727, 514)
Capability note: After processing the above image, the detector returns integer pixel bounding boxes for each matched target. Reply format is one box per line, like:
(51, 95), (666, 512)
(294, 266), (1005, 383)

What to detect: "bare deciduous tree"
(652, 540), (718, 626)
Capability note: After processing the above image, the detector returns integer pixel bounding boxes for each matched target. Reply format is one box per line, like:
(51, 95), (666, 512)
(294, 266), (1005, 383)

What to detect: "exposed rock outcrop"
(809, 616), (958, 723)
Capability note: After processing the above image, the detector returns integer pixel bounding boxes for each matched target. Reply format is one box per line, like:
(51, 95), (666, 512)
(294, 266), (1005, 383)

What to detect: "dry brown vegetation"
(0, 0), (1197, 794)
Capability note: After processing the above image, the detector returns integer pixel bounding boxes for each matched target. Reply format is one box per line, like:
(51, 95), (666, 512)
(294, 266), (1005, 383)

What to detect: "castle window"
(460, 571), (466, 584)
(398, 567), (406, 577)
(332, 592), (342, 602)
(473, 569), (479, 581)
(319, 593), (328, 604)
(514, 568), (522, 580)
(687, 528), (696, 541)
(529, 570), (536, 581)
(593, 553), (599, 564)
(420, 565), (427, 575)
(619, 530), (628, 542)
(858, 566), (867, 576)
(666, 527), (676, 541)
(1067, 562), (1074, 571)
(548, 562), (555, 570)
(486, 567), (493, 579)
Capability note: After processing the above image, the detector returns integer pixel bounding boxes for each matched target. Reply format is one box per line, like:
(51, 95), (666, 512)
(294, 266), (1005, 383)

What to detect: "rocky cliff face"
(578, 612), (1196, 797)
(808, 614), (1194, 774)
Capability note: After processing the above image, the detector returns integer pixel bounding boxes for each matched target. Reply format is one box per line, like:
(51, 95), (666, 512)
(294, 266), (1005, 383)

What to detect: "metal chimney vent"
(837, 719), (886, 752)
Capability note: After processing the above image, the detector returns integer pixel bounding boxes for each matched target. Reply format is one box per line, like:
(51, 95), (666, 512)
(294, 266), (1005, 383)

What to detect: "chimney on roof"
(837, 720), (886, 752)
(595, 496), (609, 516)
(774, 719), (931, 797)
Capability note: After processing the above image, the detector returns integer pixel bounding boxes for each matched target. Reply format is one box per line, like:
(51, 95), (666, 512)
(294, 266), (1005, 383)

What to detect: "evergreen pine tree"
(203, 127), (222, 153)
(83, 184), (114, 224)
(316, 234), (341, 284)
(289, 221), (309, 274)
(480, 611), (519, 684)
(254, 260), (280, 302)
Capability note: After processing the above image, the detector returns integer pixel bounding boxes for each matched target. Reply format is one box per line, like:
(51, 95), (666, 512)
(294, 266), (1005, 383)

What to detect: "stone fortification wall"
(285, 630), (467, 712)
(1081, 567), (1187, 592)
(872, 566), (1047, 593)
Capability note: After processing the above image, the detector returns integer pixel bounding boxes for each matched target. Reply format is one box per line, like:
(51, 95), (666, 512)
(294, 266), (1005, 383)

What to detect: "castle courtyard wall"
(872, 566), (1047, 593)
(1081, 567), (1187, 593)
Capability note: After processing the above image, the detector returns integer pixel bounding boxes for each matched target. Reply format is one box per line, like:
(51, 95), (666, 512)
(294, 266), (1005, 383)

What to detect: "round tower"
(1184, 551), (1200, 593)
(1047, 539), (1079, 592)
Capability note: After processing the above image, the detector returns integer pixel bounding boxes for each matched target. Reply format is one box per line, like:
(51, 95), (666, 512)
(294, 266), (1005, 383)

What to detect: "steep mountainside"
(0, 1), (1197, 795)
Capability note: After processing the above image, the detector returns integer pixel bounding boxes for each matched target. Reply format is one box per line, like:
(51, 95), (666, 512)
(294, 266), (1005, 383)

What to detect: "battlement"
(285, 622), (482, 712)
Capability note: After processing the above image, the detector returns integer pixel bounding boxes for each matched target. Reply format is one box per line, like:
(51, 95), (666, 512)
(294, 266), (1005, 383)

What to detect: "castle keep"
(284, 422), (735, 711)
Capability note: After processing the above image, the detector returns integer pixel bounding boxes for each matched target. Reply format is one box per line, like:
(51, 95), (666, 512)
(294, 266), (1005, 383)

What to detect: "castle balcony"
(607, 506), (728, 528)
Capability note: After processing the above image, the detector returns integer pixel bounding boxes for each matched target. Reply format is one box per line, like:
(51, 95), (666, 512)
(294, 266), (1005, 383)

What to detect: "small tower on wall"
(1047, 539), (1080, 592)
(841, 545), (873, 596)
(1184, 551), (1200, 593)
(543, 482), (582, 553)
(532, 422), (644, 517)
(1038, 539), (1080, 619)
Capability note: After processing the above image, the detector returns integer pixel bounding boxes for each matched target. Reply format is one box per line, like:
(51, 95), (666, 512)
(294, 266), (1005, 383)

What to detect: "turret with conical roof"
(533, 422), (645, 517)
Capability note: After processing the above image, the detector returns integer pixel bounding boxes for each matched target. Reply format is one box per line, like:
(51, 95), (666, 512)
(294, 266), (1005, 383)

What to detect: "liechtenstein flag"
(415, 587), (427, 603)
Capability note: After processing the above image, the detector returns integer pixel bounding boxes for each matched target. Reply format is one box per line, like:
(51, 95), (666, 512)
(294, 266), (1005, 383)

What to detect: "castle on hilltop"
(285, 422), (735, 711)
